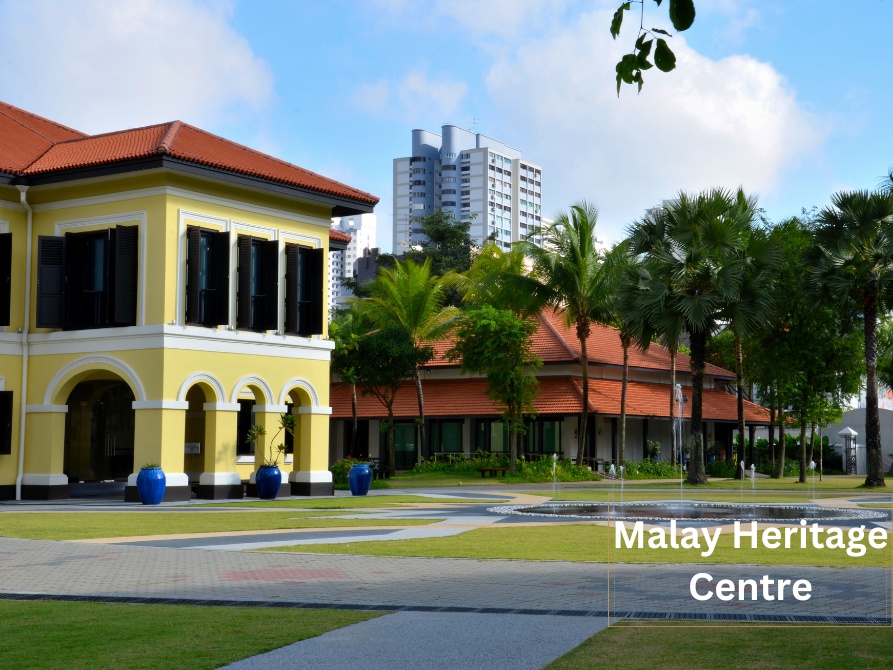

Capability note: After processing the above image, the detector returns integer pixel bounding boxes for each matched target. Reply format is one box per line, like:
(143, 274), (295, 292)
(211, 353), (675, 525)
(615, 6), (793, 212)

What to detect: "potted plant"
(347, 459), (373, 496)
(136, 463), (166, 505)
(246, 413), (295, 500)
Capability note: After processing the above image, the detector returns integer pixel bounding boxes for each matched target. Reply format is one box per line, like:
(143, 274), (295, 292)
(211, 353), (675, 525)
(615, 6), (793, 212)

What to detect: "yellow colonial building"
(0, 101), (377, 501)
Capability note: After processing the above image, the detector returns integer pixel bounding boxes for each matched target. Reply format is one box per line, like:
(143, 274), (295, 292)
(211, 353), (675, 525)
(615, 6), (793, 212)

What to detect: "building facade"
(329, 213), (376, 309)
(330, 310), (769, 470)
(0, 101), (377, 501)
(393, 126), (542, 254)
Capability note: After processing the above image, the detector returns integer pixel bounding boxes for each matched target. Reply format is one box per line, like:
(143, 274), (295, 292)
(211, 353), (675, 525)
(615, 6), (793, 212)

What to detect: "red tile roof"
(331, 377), (585, 419)
(329, 229), (353, 244)
(425, 309), (734, 378)
(1, 101), (378, 207)
(330, 375), (768, 423)
(540, 309), (732, 377)
(581, 378), (770, 422)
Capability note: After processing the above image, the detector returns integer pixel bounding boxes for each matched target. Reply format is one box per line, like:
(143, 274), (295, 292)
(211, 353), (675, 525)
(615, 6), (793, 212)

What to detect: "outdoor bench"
(477, 467), (509, 478)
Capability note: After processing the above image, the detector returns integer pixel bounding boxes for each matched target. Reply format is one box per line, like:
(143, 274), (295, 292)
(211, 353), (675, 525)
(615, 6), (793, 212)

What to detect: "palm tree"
(458, 241), (546, 318)
(627, 189), (759, 484)
(720, 195), (779, 477)
(809, 190), (893, 487)
(519, 202), (614, 466)
(358, 258), (459, 461)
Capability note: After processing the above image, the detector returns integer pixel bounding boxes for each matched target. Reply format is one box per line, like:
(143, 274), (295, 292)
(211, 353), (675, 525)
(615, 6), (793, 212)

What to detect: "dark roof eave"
(17, 155), (377, 215)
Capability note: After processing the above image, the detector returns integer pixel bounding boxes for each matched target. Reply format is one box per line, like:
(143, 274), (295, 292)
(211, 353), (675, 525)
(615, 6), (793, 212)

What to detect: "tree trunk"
(767, 387), (776, 469)
(734, 333), (746, 479)
(863, 295), (886, 486)
(415, 367), (426, 464)
(387, 412), (396, 477)
(773, 401), (786, 479)
(798, 410), (807, 484)
(576, 322), (591, 467)
(619, 335), (630, 466)
(509, 426), (518, 477)
(687, 331), (707, 484)
(350, 384), (358, 456)
(670, 350), (677, 467)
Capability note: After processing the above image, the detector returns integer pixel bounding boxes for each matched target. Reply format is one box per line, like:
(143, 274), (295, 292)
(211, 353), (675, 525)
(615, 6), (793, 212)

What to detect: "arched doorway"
(64, 380), (135, 495)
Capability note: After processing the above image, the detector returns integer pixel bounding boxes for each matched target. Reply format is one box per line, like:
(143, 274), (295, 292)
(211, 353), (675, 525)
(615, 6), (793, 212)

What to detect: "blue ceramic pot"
(256, 465), (282, 499)
(136, 467), (166, 505)
(348, 464), (372, 496)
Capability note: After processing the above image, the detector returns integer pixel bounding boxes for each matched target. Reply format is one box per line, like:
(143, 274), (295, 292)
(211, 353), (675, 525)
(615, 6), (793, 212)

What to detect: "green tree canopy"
(446, 306), (542, 475)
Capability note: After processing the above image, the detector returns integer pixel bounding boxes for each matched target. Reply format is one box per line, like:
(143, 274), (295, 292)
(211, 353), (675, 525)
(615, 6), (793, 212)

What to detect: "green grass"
(545, 620), (892, 670)
(220, 494), (507, 508)
(0, 600), (382, 670)
(524, 490), (854, 504)
(859, 503), (893, 509)
(272, 523), (890, 568)
(387, 472), (516, 487)
(0, 511), (435, 540)
(635, 476), (882, 491)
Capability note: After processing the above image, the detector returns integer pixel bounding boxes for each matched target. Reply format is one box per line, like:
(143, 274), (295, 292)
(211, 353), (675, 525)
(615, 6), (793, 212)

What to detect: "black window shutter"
(64, 232), (86, 329)
(209, 230), (230, 326)
(36, 236), (66, 328)
(111, 225), (138, 326)
(259, 239), (279, 331)
(304, 247), (324, 336)
(236, 235), (252, 329)
(185, 227), (202, 324)
(0, 233), (10, 327)
(0, 391), (11, 455)
(284, 243), (299, 335)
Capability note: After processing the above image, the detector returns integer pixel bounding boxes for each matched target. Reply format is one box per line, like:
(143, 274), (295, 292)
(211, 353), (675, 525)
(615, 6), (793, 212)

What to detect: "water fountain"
(551, 453), (558, 499)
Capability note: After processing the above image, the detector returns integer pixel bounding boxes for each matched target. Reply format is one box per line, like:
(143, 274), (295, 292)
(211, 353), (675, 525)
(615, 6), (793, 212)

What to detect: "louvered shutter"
(209, 230), (230, 326)
(64, 231), (86, 329)
(186, 227), (201, 324)
(305, 247), (324, 336)
(0, 391), (11, 455)
(0, 233), (10, 327)
(236, 235), (252, 329)
(259, 239), (279, 331)
(36, 236), (66, 328)
(284, 243), (299, 335)
(111, 225), (138, 326)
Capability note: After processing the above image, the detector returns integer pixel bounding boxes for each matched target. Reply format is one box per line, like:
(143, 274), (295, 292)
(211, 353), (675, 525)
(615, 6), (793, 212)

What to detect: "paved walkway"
(0, 487), (890, 668)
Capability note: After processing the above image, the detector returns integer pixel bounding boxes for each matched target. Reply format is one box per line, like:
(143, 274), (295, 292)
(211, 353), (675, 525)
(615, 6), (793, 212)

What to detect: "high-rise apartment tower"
(393, 125), (542, 253)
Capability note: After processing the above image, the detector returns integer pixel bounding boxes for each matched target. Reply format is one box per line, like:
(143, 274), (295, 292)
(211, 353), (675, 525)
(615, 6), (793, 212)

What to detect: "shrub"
(330, 457), (370, 486)
(622, 459), (680, 479)
(405, 453), (599, 483)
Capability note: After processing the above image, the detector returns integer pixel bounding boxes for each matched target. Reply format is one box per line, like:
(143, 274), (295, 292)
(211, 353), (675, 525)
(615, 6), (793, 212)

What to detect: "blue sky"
(2, 0), (891, 249)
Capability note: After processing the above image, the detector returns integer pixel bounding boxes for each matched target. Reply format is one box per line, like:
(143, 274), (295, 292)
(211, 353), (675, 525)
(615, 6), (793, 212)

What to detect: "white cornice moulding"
(26, 405), (68, 413)
(254, 404), (289, 413)
(202, 402), (242, 412)
(31, 185), (331, 228)
(132, 400), (190, 410)
(27, 324), (333, 360)
(296, 406), (332, 415)
(0, 201), (25, 212)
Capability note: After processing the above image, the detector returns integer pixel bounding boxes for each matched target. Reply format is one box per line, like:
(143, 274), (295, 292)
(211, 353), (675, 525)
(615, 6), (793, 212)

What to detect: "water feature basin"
(489, 501), (886, 522)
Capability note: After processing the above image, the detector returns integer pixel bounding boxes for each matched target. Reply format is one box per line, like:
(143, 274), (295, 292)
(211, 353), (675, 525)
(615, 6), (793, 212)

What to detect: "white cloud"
(352, 70), (467, 125)
(484, 10), (823, 241)
(0, 0), (273, 134)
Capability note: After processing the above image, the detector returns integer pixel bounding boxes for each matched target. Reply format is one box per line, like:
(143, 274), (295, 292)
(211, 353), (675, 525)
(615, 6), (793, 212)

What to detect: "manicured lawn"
(545, 620), (892, 670)
(636, 476), (881, 491)
(526, 490), (854, 503)
(225, 494), (507, 508)
(387, 472), (515, 487)
(0, 511), (434, 540)
(0, 600), (382, 670)
(268, 523), (890, 568)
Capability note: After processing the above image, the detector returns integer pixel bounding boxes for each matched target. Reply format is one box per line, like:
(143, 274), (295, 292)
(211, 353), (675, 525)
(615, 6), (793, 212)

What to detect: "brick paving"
(0, 536), (888, 621)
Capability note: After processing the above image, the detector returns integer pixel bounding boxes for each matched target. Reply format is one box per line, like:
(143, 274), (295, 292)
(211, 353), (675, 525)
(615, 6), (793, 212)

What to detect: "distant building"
(329, 213), (376, 309)
(393, 125), (543, 254)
